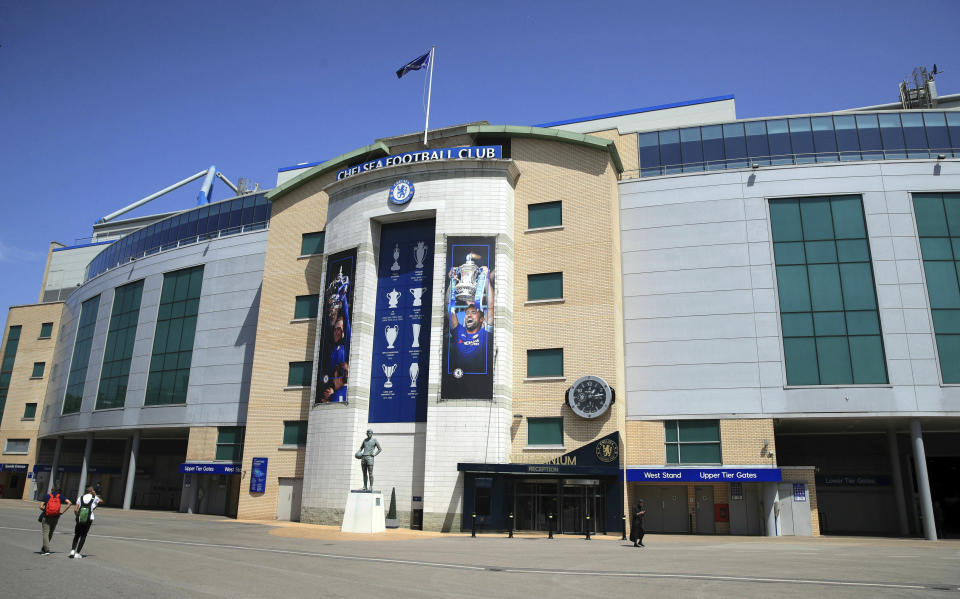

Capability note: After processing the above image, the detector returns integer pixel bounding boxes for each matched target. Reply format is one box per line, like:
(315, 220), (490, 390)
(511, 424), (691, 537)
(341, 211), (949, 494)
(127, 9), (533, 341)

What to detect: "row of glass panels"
(86, 193), (271, 280)
(638, 111), (960, 177)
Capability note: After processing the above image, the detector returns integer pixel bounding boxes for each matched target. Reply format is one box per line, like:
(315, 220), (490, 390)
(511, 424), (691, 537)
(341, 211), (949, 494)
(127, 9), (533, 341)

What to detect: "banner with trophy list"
(316, 248), (357, 404)
(441, 236), (495, 400)
(369, 220), (436, 422)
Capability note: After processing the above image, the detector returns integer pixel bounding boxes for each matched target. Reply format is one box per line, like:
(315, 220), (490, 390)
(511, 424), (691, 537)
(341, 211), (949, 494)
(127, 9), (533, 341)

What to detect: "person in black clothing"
(630, 500), (646, 547)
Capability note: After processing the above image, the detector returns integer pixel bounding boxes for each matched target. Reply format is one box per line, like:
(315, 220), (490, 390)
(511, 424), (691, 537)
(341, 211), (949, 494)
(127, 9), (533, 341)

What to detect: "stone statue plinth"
(341, 490), (386, 533)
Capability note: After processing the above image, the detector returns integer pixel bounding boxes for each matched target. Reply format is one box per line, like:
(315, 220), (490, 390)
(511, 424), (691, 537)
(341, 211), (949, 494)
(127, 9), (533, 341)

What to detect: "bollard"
(472, 513), (477, 538)
(622, 515), (627, 540)
(508, 512), (514, 538)
(585, 514), (591, 540)
(548, 513), (554, 539)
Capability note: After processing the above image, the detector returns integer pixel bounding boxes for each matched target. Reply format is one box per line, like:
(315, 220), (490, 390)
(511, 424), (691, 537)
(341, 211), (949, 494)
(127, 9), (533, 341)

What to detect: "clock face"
(568, 376), (612, 419)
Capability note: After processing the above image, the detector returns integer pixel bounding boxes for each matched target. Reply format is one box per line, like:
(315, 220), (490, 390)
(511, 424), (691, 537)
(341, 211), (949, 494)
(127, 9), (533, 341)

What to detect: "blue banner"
(179, 463), (241, 475)
(0, 463), (28, 473)
(250, 457), (268, 493)
(336, 146), (501, 181)
(316, 249), (357, 404)
(369, 220), (436, 422)
(625, 468), (782, 483)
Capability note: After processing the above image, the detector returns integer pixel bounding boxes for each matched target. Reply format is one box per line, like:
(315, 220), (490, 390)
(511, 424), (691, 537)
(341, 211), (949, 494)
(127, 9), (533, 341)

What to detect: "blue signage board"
(336, 146), (501, 181)
(625, 468), (782, 483)
(369, 219), (436, 422)
(0, 463), (28, 473)
(179, 462), (242, 475)
(250, 457), (268, 493)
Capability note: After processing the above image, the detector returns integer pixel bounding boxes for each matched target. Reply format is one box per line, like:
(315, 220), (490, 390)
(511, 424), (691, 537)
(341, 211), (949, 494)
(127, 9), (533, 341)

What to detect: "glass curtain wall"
(96, 280), (144, 409)
(0, 325), (22, 421)
(63, 296), (102, 413)
(145, 266), (203, 405)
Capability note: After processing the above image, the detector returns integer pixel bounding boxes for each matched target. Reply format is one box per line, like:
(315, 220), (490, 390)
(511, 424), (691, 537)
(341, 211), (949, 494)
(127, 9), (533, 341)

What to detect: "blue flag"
(396, 51), (430, 79)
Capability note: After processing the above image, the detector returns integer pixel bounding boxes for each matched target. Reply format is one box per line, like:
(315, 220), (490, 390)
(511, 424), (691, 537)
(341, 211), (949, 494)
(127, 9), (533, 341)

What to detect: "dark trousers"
(41, 515), (60, 552)
(71, 521), (92, 553)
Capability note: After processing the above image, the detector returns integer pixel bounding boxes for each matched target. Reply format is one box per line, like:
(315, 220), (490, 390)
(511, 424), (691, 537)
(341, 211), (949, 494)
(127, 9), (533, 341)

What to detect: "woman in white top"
(69, 486), (100, 559)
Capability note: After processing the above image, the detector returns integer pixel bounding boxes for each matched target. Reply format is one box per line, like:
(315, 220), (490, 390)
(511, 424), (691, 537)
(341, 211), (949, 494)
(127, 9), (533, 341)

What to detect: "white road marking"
(0, 525), (933, 590)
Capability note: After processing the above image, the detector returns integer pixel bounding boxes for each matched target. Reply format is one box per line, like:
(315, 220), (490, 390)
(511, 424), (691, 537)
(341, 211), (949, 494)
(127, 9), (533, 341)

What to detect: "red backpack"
(44, 494), (61, 516)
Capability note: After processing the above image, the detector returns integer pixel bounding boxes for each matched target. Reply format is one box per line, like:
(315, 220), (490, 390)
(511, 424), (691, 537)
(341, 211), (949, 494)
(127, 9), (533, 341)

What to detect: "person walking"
(39, 487), (72, 555)
(69, 486), (100, 558)
(630, 500), (646, 548)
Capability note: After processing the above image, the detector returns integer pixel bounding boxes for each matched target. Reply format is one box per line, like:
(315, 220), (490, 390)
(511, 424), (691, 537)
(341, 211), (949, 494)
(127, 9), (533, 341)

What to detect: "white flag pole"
(424, 46), (435, 146)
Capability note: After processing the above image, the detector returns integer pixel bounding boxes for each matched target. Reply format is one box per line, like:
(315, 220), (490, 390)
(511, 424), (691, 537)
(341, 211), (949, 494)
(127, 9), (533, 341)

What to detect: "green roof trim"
(267, 125), (623, 202)
(467, 125), (623, 173)
(266, 141), (390, 201)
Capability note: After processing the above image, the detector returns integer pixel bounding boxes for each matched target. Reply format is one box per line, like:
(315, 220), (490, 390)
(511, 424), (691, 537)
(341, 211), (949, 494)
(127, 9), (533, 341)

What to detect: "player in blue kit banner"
(320, 268), (351, 403)
(448, 257), (494, 376)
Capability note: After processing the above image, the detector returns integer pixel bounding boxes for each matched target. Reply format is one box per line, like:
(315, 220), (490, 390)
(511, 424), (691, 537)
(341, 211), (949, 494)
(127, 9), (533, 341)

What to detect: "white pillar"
(910, 420), (937, 540)
(886, 426), (909, 536)
(77, 432), (94, 496)
(47, 436), (63, 494)
(122, 430), (140, 510)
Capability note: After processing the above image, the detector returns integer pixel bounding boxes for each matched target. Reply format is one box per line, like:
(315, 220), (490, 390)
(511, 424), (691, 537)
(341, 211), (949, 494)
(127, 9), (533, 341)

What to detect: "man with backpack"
(69, 486), (100, 559)
(38, 487), (72, 555)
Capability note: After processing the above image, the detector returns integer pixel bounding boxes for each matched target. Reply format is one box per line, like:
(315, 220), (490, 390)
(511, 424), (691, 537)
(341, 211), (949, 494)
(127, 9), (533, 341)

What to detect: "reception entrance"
(515, 479), (605, 534)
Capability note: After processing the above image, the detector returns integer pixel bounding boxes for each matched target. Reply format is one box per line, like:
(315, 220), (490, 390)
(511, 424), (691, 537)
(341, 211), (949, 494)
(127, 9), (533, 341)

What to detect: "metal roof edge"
(468, 124), (624, 173)
(533, 94), (736, 128)
(267, 141), (391, 201)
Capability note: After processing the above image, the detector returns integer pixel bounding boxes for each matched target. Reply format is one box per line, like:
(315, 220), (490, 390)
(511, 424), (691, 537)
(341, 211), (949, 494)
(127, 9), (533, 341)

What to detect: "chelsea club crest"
(389, 179), (415, 205)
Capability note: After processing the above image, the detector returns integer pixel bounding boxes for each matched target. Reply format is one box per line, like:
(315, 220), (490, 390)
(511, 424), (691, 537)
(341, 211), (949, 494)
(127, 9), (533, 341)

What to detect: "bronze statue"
(355, 429), (382, 491)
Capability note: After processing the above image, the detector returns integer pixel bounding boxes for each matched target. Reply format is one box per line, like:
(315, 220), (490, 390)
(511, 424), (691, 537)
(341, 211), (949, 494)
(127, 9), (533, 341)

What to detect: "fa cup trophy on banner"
(327, 266), (350, 324)
(451, 253), (487, 305)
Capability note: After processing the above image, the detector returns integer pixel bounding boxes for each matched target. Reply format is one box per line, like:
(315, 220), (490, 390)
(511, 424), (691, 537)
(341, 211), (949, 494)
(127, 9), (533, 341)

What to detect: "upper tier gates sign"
(336, 146), (502, 181)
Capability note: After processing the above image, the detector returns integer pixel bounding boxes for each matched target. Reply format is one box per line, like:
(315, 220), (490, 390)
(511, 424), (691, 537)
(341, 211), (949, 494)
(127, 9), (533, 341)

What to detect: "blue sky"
(1, 0), (959, 334)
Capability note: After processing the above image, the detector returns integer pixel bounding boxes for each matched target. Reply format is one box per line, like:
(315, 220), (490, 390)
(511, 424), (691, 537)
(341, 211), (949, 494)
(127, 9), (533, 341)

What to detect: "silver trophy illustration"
(386, 288), (401, 309)
(382, 363), (397, 388)
(413, 241), (428, 269)
(411, 323), (421, 348)
(391, 244), (400, 272)
(384, 325), (399, 349)
(409, 362), (419, 388)
(409, 287), (426, 307)
(452, 254), (481, 303)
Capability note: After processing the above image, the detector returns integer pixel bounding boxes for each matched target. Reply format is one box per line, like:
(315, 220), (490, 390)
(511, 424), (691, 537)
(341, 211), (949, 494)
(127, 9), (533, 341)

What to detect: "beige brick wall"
(509, 138), (623, 459)
(185, 427), (219, 461)
(0, 302), (64, 499)
(237, 173), (334, 520)
(624, 420), (665, 464)
(586, 128), (639, 180)
(720, 419), (776, 465)
(783, 466), (821, 536)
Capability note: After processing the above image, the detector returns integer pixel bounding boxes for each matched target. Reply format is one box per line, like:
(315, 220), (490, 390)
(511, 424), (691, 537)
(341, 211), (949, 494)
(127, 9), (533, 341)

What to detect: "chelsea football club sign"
(337, 145), (501, 181)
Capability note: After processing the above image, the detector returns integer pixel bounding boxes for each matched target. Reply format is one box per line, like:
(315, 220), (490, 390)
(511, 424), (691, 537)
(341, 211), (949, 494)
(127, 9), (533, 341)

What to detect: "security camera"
(767, 450), (775, 458)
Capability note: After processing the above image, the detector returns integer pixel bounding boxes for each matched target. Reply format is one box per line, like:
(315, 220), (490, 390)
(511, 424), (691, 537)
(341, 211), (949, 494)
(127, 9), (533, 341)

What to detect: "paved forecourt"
(0, 500), (957, 598)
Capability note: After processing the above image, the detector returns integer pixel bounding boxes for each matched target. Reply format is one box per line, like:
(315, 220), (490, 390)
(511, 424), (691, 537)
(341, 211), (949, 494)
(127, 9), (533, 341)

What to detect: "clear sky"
(1, 0), (959, 334)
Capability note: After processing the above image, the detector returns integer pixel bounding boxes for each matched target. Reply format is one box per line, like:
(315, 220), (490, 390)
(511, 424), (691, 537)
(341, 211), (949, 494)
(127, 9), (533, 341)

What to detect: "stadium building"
(2, 72), (958, 538)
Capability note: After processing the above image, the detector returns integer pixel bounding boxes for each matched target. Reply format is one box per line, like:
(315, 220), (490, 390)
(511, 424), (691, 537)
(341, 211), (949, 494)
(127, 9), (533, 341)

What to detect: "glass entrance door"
(516, 481), (559, 531)
(560, 481), (604, 534)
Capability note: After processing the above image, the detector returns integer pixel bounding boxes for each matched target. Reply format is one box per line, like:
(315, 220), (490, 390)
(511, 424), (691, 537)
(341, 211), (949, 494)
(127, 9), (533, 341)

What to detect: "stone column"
(47, 436), (63, 494)
(910, 420), (937, 540)
(76, 432), (94, 496)
(762, 482), (779, 537)
(886, 426), (909, 536)
(122, 430), (140, 510)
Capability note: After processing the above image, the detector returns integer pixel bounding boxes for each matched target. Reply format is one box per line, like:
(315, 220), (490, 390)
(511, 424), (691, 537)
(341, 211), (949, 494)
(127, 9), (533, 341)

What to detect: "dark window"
(0, 326), (14, 422)
(947, 113), (960, 158)
(701, 125), (724, 171)
(914, 192), (960, 382)
(900, 113), (929, 159)
(215, 426), (245, 461)
(770, 196), (887, 385)
(145, 266), (203, 406)
(23, 403), (37, 419)
(97, 280), (144, 410)
(288, 361), (313, 387)
(528, 201), (562, 229)
(659, 129), (682, 174)
(528, 273), (563, 301)
(766, 119), (793, 165)
(301, 231), (325, 255)
(528, 417), (563, 446)
(878, 113), (906, 159)
(64, 296), (101, 414)
(527, 348), (563, 378)
(855, 114), (883, 160)
(294, 295), (319, 319)
(39, 322), (53, 339)
(638, 132), (661, 177)
(282, 421), (308, 446)
(722, 123), (747, 169)
(788, 118), (815, 164)
(745, 121), (771, 166)
(665, 420), (721, 464)
(811, 116), (838, 162)
(31, 362), (45, 378)
(923, 112), (951, 155)
(679, 127), (703, 172)
(833, 115), (861, 161)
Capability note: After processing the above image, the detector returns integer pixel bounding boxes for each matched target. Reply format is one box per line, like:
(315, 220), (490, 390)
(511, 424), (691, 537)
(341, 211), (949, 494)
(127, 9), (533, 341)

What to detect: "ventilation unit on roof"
(899, 65), (942, 109)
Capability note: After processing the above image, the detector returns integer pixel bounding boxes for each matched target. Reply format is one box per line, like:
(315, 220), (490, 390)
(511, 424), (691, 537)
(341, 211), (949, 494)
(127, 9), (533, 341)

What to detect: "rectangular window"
(64, 296), (101, 414)
(4, 438), (29, 454)
(527, 417), (563, 446)
(215, 426), (245, 461)
(39, 322), (53, 339)
(638, 132), (661, 177)
(528, 272), (563, 301)
(301, 231), (325, 256)
(664, 420), (721, 464)
(914, 192), (960, 383)
(770, 196), (887, 385)
(23, 403), (37, 419)
(294, 295), (319, 319)
(0, 325), (16, 423)
(97, 280), (144, 410)
(528, 201), (562, 229)
(527, 348), (563, 378)
(31, 362), (45, 378)
(145, 266), (203, 406)
(287, 361), (313, 387)
(282, 421), (308, 446)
